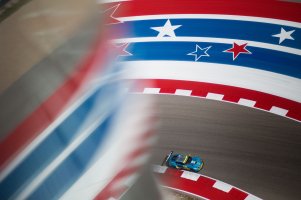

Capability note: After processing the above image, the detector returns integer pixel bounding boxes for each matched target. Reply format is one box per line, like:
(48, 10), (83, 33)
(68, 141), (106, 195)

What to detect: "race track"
(1, 0), (301, 199)
(149, 94), (301, 200)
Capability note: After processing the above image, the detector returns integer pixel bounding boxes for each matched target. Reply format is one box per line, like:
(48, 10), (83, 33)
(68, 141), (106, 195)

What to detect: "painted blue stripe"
(0, 82), (122, 200)
(111, 19), (301, 50)
(28, 109), (116, 200)
(0, 92), (98, 199)
(120, 42), (301, 78)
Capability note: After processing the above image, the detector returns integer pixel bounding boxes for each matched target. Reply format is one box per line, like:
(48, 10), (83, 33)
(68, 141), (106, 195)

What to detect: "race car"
(163, 151), (204, 172)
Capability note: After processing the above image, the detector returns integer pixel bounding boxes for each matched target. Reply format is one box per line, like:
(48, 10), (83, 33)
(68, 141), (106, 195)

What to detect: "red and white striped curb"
(153, 165), (261, 200)
(127, 79), (301, 123)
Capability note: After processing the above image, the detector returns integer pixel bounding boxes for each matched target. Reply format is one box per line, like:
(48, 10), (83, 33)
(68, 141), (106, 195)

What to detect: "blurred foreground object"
(0, 0), (157, 199)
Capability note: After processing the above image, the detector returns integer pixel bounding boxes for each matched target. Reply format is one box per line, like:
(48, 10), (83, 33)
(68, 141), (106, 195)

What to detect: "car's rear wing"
(161, 151), (173, 166)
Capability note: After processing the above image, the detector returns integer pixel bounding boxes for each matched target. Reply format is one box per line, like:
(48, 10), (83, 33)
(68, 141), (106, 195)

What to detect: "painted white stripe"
(270, 106), (289, 116)
(0, 84), (101, 182)
(181, 171), (201, 181)
(120, 61), (301, 103)
(153, 165), (168, 174)
(117, 14), (301, 29)
(15, 109), (112, 200)
(238, 98), (256, 107)
(175, 89), (192, 96)
(213, 181), (233, 193)
(206, 93), (224, 100)
(113, 37), (301, 56)
(245, 194), (262, 200)
(143, 88), (161, 94)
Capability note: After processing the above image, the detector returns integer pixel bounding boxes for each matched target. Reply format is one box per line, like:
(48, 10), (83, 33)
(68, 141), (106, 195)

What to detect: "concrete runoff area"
(147, 95), (301, 200)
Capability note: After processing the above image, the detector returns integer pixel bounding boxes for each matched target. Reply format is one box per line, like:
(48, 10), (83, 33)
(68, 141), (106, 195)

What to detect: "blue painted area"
(28, 110), (116, 200)
(122, 42), (301, 78)
(110, 19), (301, 50)
(0, 81), (123, 200)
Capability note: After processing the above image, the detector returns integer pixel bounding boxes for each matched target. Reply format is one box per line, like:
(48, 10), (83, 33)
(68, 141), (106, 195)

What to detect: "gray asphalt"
(149, 95), (301, 200)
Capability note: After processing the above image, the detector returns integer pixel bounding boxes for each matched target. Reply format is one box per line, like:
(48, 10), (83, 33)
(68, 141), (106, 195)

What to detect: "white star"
(272, 27), (295, 44)
(187, 45), (211, 61)
(151, 19), (182, 37)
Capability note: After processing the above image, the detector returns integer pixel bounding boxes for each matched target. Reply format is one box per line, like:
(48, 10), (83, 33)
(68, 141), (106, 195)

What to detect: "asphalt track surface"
(149, 94), (301, 200)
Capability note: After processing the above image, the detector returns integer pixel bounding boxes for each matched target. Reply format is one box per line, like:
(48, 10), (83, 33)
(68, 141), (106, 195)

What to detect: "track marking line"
(113, 37), (301, 56)
(175, 89), (192, 96)
(238, 98), (256, 107)
(116, 14), (301, 29)
(206, 93), (224, 100)
(143, 88), (161, 94)
(270, 106), (289, 116)
(181, 171), (200, 181)
(213, 181), (233, 192)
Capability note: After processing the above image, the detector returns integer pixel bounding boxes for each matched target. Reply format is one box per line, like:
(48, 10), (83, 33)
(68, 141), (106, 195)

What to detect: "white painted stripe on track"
(175, 89), (192, 96)
(120, 61), (301, 103)
(213, 181), (233, 192)
(113, 37), (301, 56)
(143, 88), (161, 94)
(238, 98), (257, 107)
(117, 14), (301, 29)
(270, 106), (289, 116)
(181, 171), (201, 181)
(206, 93), (224, 100)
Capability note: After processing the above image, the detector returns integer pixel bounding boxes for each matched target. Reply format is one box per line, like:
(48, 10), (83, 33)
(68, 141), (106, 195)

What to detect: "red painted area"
(130, 79), (301, 122)
(224, 43), (251, 60)
(156, 167), (250, 200)
(104, 0), (301, 23)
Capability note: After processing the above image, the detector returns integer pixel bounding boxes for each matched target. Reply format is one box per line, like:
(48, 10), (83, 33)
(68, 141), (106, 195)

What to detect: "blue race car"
(164, 151), (204, 172)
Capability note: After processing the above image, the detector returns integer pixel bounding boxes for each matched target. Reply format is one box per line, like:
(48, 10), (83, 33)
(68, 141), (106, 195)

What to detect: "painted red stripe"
(0, 32), (108, 171)
(130, 79), (301, 122)
(157, 168), (249, 200)
(105, 0), (301, 23)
